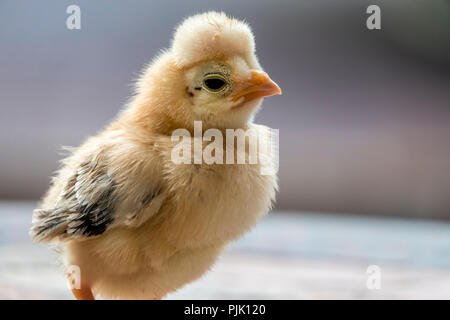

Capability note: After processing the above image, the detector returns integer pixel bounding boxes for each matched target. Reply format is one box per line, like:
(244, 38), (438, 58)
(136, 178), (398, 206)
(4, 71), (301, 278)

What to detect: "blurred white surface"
(1, 201), (450, 299)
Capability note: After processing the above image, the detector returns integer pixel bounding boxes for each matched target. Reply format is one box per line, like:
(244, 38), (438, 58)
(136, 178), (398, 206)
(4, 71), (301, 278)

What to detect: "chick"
(30, 11), (281, 300)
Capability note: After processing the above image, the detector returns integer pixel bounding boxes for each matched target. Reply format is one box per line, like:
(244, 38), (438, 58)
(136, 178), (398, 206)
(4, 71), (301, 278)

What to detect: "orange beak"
(232, 70), (282, 102)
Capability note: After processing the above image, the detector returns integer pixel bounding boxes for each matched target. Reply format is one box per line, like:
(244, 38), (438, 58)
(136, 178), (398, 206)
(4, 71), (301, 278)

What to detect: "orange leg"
(71, 286), (95, 300)
(66, 268), (94, 300)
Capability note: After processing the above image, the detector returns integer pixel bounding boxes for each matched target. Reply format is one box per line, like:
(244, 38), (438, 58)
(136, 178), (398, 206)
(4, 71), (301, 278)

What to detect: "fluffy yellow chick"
(30, 11), (281, 300)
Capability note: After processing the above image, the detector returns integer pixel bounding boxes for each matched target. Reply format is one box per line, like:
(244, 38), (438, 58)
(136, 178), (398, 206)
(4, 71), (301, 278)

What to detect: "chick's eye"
(203, 75), (227, 92)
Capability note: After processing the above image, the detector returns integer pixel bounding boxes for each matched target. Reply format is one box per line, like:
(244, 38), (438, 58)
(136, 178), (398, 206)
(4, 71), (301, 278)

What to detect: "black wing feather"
(31, 158), (118, 242)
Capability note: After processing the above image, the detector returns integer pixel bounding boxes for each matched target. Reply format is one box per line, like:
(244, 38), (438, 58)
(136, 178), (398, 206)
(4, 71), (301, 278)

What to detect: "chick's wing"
(31, 145), (163, 242)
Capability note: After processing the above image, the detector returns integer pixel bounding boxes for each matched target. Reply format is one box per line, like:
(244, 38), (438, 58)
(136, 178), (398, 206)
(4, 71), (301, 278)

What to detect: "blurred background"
(0, 0), (450, 299)
(1, 0), (450, 219)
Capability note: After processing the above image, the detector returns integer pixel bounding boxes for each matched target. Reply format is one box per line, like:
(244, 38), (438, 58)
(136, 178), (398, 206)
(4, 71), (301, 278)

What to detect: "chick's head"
(133, 12), (281, 132)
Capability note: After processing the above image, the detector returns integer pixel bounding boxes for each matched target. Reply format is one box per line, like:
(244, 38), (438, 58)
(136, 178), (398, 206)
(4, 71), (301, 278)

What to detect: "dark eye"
(203, 75), (228, 92)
